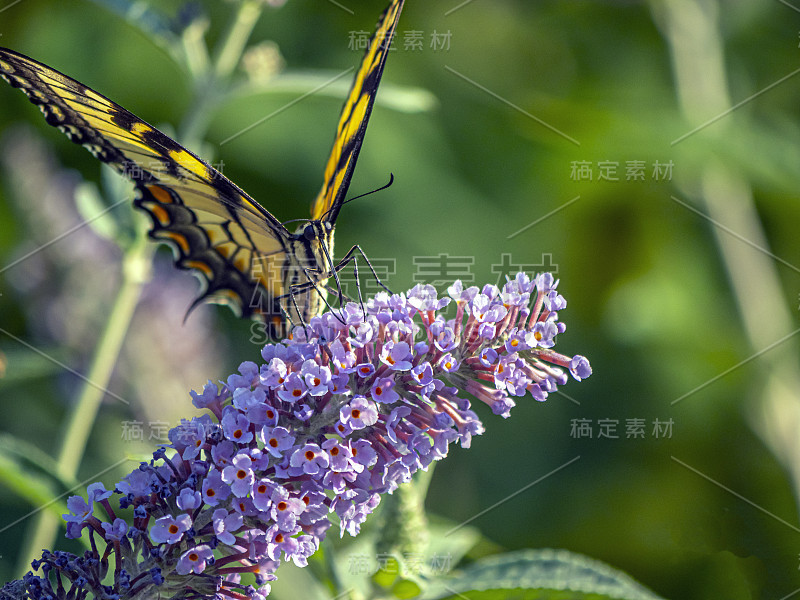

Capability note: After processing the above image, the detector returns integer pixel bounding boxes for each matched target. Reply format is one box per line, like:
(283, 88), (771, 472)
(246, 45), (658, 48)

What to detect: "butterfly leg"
(332, 245), (393, 320)
(317, 233), (349, 312)
(279, 266), (349, 331)
(335, 245), (393, 295)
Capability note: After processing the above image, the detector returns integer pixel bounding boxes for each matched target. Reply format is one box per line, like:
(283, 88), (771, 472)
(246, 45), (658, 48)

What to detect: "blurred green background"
(2, 1), (800, 598)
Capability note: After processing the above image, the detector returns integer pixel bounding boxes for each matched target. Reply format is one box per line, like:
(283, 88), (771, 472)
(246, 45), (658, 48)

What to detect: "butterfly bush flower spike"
(13, 272), (590, 600)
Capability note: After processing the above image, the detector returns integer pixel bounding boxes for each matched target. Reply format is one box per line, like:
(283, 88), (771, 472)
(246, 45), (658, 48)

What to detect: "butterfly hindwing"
(0, 47), (292, 323)
(310, 0), (405, 224)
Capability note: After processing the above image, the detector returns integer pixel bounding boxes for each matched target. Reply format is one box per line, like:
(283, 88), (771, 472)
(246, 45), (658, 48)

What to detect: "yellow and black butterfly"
(0, 0), (404, 339)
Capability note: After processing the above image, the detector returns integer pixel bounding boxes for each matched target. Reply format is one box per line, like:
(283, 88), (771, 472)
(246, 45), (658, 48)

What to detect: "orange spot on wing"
(145, 203), (170, 226)
(233, 257), (248, 273)
(147, 184), (174, 204)
(183, 260), (213, 279)
(162, 231), (190, 255)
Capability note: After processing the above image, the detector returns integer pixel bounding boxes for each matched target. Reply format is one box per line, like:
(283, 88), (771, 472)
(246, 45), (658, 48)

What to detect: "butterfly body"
(0, 0), (404, 338)
(282, 220), (335, 323)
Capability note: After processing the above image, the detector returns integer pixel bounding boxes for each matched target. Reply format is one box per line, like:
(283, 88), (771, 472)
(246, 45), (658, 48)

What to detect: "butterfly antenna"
(282, 217), (312, 228)
(319, 173), (394, 222)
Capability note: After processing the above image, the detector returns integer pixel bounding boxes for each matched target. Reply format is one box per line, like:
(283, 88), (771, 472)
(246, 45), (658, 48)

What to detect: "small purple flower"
(176, 544), (214, 575)
(191, 380), (222, 409)
(410, 362), (434, 387)
(472, 294), (507, 323)
(351, 439), (378, 469)
(211, 440), (236, 468)
(407, 283), (450, 311)
(260, 357), (287, 387)
(201, 468), (231, 507)
(430, 320), (457, 352)
(380, 341), (412, 371)
(63, 495), (94, 525)
(277, 372), (307, 404)
(252, 478), (277, 512)
(150, 514), (192, 545)
(527, 319), (558, 349)
(212, 508), (243, 546)
(87, 482), (112, 503)
(221, 409), (253, 445)
(504, 369), (530, 396)
(170, 416), (210, 461)
(232, 386), (266, 411)
(330, 338), (357, 373)
(545, 290), (567, 311)
(116, 469), (155, 498)
(227, 361), (259, 390)
(355, 362), (375, 378)
(479, 347), (498, 367)
(438, 353), (459, 373)
(370, 377), (400, 404)
(504, 331), (529, 354)
(269, 487), (306, 531)
(266, 524), (300, 561)
(289, 443), (330, 476)
(101, 518), (128, 542)
(340, 396), (379, 430)
(330, 372), (351, 395)
(535, 272), (556, 293)
(352, 320), (375, 347)
(231, 496), (259, 517)
(492, 396), (515, 418)
(176, 488), (202, 511)
(448, 280), (478, 303)
(293, 403), (314, 421)
(301, 360), (332, 396)
(385, 406), (412, 444)
(528, 381), (547, 401)
(570, 355), (592, 380)
(322, 438), (361, 474)
(511, 271), (534, 294)
(221, 453), (256, 498)
(260, 426), (295, 458)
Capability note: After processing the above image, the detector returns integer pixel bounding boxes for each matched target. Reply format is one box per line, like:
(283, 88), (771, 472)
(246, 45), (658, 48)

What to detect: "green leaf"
(372, 556), (401, 588)
(426, 517), (482, 571)
(0, 436), (70, 517)
(419, 549), (666, 600)
(392, 577), (423, 598)
(0, 346), (66, 383)
(87, 0), (181, 59)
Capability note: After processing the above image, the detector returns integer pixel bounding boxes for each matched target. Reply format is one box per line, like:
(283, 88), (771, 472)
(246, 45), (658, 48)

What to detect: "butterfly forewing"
(0, 47), (292, 324)
(310, 0), (405, 224)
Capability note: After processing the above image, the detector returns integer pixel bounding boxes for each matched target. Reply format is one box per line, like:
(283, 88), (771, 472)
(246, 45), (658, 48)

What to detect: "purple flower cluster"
(15, 273), (590, 600)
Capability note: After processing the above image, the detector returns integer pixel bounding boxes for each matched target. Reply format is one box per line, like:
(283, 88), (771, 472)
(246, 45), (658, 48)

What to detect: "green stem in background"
(652, 0), (800, 513)
(15, 2), (265, 577)
(180, 0), (263, 158)
(213, 0), (263, 82)
(371, 464), (434, 590)
(16, 237), (155, 575)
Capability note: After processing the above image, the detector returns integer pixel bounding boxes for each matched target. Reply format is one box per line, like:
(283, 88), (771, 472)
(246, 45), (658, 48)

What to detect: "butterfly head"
(301, 220), (333, 241)
(293, 219), (334, 246)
